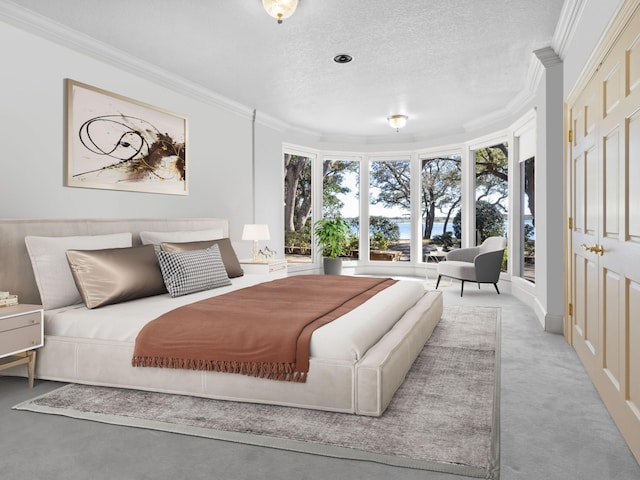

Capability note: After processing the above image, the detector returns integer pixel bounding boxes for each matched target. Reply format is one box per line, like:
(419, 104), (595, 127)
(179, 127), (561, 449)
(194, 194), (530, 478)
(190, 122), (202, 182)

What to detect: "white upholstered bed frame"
(0, 218), (443, 416)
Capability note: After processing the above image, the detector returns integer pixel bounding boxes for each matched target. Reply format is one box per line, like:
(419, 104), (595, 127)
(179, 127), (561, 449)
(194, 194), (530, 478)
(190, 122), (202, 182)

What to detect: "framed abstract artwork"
(65, 79), (188, 195)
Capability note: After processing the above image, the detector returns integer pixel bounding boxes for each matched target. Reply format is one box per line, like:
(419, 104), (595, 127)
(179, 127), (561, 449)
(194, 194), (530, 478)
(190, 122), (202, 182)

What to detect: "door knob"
(580, 243), (604, 255)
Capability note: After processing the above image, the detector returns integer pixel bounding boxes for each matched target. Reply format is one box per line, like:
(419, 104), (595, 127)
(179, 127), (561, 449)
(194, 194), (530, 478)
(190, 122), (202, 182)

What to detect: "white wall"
(563, 0), (626, 95)
(533, 61), (565, 333)
(0, 20), (255, 254)
(254, 121), (287, 258)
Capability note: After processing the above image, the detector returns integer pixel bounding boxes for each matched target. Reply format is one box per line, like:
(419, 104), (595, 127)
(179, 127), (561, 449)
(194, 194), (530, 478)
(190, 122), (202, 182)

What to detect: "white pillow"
(139, 229), (224, 245)
(25, 233), (132, 310)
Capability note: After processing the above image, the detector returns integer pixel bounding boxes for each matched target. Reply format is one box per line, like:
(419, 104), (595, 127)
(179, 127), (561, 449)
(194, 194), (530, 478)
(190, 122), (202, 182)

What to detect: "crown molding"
(566, 0), (640, 104)
(534, 46), (563, 68)
(254, 110), (321, 139)
(552, 0), (587, 58)
(462, 1), (581, 135)
(0, 1), (254, 120)
(462, 107), (510, 133)
(0, 0), (580, 145)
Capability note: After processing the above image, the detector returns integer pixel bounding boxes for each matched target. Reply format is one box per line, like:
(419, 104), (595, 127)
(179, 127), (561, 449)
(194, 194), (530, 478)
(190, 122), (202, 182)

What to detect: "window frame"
(281, 111), (534, 279)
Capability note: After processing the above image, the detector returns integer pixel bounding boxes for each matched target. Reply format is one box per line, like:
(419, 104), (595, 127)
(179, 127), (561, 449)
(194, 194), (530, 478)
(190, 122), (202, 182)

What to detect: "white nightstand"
(240, 259), (288, 275)
(0, 304), (44, 388)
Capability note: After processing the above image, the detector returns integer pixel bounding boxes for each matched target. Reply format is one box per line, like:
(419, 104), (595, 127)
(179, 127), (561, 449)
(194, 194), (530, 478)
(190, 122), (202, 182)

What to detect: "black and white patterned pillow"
(156, 244), (231, 297)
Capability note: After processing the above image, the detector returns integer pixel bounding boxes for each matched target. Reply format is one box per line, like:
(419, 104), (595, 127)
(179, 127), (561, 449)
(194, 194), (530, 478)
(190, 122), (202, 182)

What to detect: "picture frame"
(65, 79), (188, 195)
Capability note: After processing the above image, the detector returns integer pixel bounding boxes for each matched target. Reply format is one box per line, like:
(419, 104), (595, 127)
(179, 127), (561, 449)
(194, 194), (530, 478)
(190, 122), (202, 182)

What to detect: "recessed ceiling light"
(333, 54), (353, 64)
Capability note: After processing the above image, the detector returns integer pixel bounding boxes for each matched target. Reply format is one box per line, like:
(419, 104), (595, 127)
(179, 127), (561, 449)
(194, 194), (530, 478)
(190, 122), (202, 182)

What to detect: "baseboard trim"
(512, 278), (564, 334)
(543, 313), (564, 334)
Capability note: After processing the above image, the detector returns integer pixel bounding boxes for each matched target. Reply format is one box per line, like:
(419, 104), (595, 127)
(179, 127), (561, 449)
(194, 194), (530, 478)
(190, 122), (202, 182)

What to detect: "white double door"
(568, 7), (640, 463)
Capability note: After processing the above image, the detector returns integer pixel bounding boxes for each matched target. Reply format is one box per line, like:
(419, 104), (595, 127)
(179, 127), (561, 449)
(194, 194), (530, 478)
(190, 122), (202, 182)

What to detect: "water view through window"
(284, 146), (510, 268)
(369, 159), (410, 261)
(420, 155), (462, 261)
(322, 159), (360, 259)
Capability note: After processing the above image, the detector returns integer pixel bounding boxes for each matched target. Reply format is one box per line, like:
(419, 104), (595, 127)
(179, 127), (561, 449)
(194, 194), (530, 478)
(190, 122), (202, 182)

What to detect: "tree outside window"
(369, 160), (409, 261)
(322, 159), (359, 258)
(285, 145), (510, 267)
(284, 153), (313, 264)
(522, 156), (535, 282)
(452, 142), (509, 270)
(421, 156), (462, 255)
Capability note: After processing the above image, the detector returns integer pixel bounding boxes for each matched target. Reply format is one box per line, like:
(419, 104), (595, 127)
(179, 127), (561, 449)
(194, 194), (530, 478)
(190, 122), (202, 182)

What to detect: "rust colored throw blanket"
(132, 275), (397, 382)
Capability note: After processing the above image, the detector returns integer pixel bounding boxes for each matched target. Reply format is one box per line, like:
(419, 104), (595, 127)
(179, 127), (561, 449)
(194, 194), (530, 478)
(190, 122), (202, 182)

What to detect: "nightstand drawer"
(0, 311), (41, 333)
(0, 324), (42, 356)
(266, 262), (287, 272)
(240, 259), (288, 274)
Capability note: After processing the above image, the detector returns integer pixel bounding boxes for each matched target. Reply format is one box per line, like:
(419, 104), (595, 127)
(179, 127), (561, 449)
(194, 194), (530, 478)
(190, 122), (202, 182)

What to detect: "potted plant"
(314, 217), (351, 275)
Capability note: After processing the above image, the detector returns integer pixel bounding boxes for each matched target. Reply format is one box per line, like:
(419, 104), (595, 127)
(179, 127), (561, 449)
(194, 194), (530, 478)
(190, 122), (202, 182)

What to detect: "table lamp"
(242, 224), (271, 262)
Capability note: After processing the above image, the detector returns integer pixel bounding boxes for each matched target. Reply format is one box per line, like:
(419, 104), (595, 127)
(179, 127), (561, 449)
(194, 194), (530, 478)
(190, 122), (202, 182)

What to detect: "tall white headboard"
(0, 218), (229, 305)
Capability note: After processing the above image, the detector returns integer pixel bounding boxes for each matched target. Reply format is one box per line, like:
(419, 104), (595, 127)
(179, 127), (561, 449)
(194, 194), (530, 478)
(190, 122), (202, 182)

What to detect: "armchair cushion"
(445, 247), (480, 263)
(437, 261), (477, 282)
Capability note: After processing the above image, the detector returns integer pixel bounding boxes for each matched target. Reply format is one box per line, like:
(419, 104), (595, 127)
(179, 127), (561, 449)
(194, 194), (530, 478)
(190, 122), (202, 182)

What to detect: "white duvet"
(44, 275), (425, 362)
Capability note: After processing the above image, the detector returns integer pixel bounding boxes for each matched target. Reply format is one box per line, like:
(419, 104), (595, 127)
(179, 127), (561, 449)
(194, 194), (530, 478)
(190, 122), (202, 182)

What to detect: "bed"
(0, 218), (443, 416)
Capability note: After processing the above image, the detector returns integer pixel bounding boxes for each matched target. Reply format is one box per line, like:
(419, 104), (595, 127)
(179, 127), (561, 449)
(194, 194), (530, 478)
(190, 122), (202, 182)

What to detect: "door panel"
(571, 87), (599, 362)
(628, 33), (640, 93)
(603, 270), (621, 390)
(629, 281), (640, 413)
(604, 64), (622, 116)
(574, 256), (586, 338)
(628, 111), (640, 240)
(585, 147), (599, 235)
(574, 154), (585, 233)
(604, 129), (620, 237)
(584, 258), (599, 354)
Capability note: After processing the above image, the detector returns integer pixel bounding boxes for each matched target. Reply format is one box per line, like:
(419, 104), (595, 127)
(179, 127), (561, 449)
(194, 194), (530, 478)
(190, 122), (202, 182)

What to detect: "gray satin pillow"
(66, 245), (167, 309)
(160, 238), (244, 278)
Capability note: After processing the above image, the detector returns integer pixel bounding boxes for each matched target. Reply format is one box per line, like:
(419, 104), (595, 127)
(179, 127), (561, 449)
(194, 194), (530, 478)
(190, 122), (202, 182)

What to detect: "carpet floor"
(14, 305), (501, 479)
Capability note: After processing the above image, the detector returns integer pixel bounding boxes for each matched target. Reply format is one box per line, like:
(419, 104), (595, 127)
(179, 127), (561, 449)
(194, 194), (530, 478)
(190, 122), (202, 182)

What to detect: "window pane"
(522, 156), (535, 282)
(473, 143), (508, 271)
(369, 159), (410, 261)
(284, 153), (312, 265)
(421, 155), (461, 262)
(322, 159), (360, 259)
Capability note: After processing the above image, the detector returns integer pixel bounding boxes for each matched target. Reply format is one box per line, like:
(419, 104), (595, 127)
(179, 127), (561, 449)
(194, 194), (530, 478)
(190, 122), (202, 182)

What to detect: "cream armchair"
(435, 237), (507, 297)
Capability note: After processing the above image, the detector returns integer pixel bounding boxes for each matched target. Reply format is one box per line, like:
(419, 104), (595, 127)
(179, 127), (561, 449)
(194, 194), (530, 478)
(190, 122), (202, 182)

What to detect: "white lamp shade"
(262, 0), (299, 23)
(242, 224), (271, 241)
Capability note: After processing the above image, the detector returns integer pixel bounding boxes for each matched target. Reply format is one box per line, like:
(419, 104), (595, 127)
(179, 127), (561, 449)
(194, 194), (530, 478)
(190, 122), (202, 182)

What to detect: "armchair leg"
(494, 283), (500, 294)
(435, 275), (442, 289)
(460, 280), (465, 297)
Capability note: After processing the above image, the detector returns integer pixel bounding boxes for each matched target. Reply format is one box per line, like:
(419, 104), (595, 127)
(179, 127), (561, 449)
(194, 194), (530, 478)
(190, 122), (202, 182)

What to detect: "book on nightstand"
(0, 291), (18, 307)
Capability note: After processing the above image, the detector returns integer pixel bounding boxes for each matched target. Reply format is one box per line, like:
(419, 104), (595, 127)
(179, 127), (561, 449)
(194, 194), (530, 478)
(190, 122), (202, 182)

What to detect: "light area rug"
(14, 305), (501, 479)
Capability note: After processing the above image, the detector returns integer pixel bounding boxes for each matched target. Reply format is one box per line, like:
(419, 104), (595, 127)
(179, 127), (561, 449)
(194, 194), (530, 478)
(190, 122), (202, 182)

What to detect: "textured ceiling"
(12, 0), (565, 143)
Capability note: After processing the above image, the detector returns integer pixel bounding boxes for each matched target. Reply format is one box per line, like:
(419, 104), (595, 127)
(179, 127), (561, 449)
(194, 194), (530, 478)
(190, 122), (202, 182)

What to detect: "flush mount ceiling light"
(388, 115), (408, 132)
(262, 0), (299, 24)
